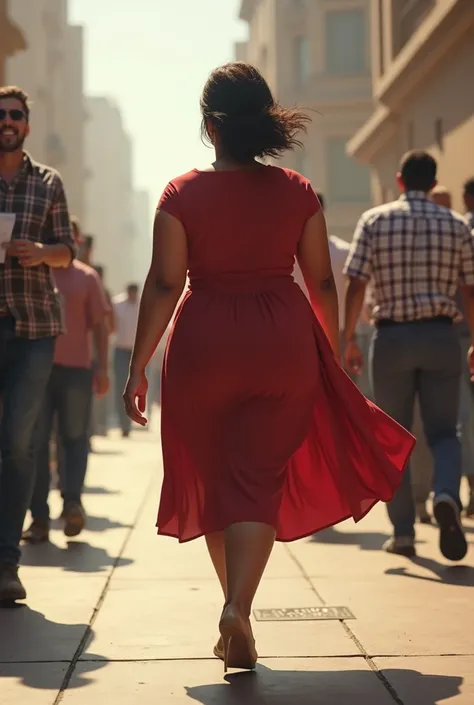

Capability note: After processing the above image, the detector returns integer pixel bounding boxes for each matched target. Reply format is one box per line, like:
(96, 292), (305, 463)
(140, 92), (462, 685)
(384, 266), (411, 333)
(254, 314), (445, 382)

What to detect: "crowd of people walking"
(0, 84), (147, 602)
(1, 64), (474, 678)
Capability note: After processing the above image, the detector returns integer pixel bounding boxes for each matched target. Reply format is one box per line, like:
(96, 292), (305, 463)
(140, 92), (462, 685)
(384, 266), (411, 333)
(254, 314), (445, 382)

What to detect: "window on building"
(325, 10), (367, 76)
(407, 121), (414, 150)
(326, 137), (371, 204)
(378, 0), (385, 76)
(259, 46), (268, 75)
(435, 118), (444, 151)
(294, 36), (310, 86)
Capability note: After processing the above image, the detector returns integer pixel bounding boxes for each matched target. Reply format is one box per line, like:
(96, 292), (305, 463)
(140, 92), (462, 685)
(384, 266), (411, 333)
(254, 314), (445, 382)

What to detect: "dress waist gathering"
(188, 273), (298, 294)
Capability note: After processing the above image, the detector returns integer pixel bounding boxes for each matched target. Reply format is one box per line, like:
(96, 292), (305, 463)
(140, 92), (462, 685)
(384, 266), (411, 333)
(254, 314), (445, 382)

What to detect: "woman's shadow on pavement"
(185, 664), (463, 705)
(0, 605), (106, 690)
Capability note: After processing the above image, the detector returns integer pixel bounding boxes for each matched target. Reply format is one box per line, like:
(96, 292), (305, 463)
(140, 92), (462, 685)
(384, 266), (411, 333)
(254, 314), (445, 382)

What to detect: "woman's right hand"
(123, 370), (148, 426)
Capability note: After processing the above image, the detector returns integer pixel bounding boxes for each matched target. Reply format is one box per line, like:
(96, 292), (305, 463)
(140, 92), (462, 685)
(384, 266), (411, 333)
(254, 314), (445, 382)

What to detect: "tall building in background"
(238, 0), (373, 240)
(348, 0), (474, 213)
(133, 190), (152, 285)
(0, 0), (26, 84)
(84, 96), (136, 295)
(6, 0), (86, 220)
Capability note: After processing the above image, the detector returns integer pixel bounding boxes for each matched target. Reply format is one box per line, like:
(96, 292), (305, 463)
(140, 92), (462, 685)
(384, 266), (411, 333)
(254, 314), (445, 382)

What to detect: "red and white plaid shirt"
(0, 152), (76, 339)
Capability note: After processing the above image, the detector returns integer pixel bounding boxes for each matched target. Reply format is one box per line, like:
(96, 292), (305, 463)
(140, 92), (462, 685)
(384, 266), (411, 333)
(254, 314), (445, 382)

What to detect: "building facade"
(5, 0), (86, 220)
(348, 0), (474, 214)
(238, 0), (374, 240)
(132, 190), (152, 285)
(0, 0), (26, 85)
(84, 96), (136, 295)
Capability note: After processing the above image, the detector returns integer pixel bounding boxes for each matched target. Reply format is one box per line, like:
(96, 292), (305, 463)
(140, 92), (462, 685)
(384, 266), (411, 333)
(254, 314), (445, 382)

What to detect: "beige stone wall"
(350, 0), (474, 212)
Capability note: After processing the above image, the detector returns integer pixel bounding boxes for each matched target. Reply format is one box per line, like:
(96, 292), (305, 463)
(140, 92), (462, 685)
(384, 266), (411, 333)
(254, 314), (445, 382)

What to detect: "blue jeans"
(30, 365), (93, 521)
(0, 317), (54, 564)
(114, 348), (132, 434)
(370, 321), (462, 538)
(458, 334), (474, 477)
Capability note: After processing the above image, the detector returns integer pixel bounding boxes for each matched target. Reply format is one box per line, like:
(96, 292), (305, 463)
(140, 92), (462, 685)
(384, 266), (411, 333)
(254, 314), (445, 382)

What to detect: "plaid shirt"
(344, 191), (474, 323)
(0, 152), (75, 338)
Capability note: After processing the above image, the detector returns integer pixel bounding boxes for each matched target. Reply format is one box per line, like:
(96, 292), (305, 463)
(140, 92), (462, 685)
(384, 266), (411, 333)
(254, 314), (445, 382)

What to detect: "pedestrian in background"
(0, 85), (75, 602)
(91, 264), (115, 437)
(344, 151), (474, 562)
(413, 186), (474, 522)
(463, 178), (474, 229)
(113, 283), (140, 437)
(123, 62), (413, 673)
(23, 217), (110, 544)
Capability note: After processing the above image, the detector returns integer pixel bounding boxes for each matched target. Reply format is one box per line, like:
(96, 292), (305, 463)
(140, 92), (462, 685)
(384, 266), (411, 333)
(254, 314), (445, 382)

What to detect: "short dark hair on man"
(399, 150), (437, 192)
(464, 178), (474, 197)
(0, 85), (31, 122)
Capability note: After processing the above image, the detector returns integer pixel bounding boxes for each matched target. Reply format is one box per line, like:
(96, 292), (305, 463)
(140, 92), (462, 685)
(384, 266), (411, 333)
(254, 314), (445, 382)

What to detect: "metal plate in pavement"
(253, 606), (355, 622)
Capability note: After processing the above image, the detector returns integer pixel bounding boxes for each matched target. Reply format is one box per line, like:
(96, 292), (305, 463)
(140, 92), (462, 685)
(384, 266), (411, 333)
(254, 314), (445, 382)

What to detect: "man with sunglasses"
(0, 85), (75, 602)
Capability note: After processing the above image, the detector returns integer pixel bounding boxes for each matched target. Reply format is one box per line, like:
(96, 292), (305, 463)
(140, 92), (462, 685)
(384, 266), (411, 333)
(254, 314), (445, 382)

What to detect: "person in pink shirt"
(23, 218), (110, 543)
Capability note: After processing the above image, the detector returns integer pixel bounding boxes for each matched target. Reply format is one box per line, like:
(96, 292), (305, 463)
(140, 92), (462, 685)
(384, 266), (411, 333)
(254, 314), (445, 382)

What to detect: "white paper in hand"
(0, 213), (16, 264)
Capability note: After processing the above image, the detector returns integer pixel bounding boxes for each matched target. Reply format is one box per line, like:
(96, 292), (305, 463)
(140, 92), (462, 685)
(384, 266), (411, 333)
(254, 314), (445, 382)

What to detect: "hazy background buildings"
(2, 0), (474, 259)
(3, 0), (151, 295)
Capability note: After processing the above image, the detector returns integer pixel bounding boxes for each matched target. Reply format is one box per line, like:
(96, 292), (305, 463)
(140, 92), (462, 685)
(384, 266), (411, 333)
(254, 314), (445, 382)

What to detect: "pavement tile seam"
(285, 543), (408, 704)
(52, 471), (156, 704)
(283, 543), (327, 605)
(75, 654), (371, 664)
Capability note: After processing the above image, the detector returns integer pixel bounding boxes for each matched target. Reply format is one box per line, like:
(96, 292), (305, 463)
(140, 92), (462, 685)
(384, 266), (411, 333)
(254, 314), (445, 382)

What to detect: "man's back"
(347, 192), (474, 322)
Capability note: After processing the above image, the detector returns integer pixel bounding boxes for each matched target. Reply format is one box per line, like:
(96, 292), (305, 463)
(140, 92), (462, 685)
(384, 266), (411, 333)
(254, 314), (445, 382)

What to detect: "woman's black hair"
(201, 62), (310, 163)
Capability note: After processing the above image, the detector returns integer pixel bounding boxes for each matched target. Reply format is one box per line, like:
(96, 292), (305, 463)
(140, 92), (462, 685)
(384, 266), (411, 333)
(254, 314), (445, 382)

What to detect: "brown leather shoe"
(63, 501), (86, 537)
(22, 519), (50, 544)
(0, 564), (27, 602)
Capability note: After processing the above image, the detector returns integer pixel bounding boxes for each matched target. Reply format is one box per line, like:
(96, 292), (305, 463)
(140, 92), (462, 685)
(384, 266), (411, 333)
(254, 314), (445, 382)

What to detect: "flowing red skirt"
(157, 284), (415, 542)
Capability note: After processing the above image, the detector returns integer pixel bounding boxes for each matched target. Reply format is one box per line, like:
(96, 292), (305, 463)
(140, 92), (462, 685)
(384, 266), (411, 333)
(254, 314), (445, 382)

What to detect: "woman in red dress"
(123, 63), (414, 674)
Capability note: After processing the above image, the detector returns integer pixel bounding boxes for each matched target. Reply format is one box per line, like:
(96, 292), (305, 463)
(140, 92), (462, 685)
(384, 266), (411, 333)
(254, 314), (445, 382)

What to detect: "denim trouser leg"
(30, 379), (56, 521)
(370, 322), (462, 538)
(56, 367), (93, 504)
(370, 329), (417, 538)
(0, 323), (54, 565)
(114, 348), (132, 433)
(417, 333), (462, 502)
(458, 335), (474, 477)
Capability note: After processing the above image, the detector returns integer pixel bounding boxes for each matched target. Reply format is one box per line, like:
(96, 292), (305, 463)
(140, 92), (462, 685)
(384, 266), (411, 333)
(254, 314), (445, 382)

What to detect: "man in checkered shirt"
(0, 86), (75, 602)
(343, 150), (474, 562)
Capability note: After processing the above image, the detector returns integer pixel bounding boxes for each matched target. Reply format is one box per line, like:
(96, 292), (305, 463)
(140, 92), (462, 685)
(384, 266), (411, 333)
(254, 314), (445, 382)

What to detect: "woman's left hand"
(123, 370), (148, 426)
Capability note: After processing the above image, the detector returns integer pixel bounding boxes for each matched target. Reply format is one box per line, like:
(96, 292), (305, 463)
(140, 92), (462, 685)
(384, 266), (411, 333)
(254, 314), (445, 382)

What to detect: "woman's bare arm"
(297, 209), (340, 358)
(129, 209), (187, 375)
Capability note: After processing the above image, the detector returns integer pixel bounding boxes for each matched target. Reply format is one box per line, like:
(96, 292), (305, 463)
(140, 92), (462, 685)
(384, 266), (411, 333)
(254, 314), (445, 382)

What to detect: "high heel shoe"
(219, 606), (258, 673)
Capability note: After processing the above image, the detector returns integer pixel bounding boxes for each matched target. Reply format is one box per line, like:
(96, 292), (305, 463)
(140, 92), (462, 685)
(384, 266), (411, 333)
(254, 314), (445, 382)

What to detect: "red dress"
(156, 167), (415, 542)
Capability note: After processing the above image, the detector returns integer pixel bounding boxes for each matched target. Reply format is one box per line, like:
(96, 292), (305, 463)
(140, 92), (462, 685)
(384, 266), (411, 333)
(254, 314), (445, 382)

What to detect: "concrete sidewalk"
(1, 426), (474, 704)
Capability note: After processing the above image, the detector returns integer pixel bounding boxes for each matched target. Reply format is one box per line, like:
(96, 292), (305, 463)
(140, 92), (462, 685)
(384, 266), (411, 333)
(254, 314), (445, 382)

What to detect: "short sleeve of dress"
(157, 181), (182, 223)
(303, 179), (321, 220)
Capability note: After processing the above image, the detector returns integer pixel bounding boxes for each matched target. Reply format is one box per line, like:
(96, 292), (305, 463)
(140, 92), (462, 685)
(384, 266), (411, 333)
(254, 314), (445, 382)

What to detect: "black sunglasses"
(0, 109), (26, 121)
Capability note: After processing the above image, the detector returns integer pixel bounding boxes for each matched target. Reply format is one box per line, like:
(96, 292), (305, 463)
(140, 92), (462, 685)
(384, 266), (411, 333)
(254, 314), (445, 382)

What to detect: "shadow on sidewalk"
(310, 526), (390, 551)
(0, 605), (106, 690)
(82, 486), (121, 496)
(20, 541), (133, 574)
(386, 556), (474, 587)
(49, 515), (132, 533)
(185, 665), (463, 704)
